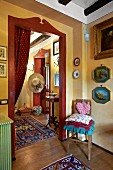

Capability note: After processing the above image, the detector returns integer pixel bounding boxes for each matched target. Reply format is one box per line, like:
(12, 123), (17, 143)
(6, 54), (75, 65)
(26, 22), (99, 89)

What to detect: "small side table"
(45, 96), (59, 130)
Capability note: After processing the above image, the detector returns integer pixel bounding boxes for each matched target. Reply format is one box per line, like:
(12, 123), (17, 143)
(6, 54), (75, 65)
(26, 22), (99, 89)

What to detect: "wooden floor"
(13, 114), (113, 170)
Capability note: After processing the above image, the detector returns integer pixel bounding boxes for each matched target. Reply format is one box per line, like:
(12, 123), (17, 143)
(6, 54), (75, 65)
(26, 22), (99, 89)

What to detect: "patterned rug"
(41, 154), (91, 170)
(14, 116), (57, 149)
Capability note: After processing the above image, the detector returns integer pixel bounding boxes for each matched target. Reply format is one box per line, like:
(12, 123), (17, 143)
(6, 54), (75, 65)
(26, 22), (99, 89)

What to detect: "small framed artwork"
(0, 46), (7, 60)
(94, 17), (113, 60)
(54, 73), (59, 86)
(74, 57), (80, 66)
(0, 62), (7, 77)
(92, 86), (110, 104)
(53, 41), (59, 55)
(93, 65), (110, 83)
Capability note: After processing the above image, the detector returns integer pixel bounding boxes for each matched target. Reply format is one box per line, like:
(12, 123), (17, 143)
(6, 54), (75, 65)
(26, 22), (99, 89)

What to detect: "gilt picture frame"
(94, 17), (113, 60)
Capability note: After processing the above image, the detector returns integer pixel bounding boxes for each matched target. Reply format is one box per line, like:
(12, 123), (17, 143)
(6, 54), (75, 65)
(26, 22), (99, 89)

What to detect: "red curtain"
(15, 27), (30, 103)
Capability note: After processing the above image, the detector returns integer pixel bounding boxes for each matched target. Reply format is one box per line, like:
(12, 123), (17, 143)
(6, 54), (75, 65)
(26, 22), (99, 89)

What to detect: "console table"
(45, 96), (59, 130)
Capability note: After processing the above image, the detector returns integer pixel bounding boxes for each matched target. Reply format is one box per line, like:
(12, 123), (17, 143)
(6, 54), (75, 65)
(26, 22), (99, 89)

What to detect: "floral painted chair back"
(72, 99), (91, 116)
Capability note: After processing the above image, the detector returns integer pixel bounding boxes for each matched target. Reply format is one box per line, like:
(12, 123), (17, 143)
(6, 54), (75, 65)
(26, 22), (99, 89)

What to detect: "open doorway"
(8, 16), (66, 159)
(15, 33), (59, 119)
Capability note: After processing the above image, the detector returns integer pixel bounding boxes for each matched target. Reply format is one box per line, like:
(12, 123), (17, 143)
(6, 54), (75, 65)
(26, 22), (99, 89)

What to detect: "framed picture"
(92, 86), (110, 104)
(53, 41), (59, 55)
(93, 65), (110, 83)
(94, 17), (113, 60)
(74, 57), (80, 66)
(0, 62), (7, 77)
(54, 73), (59, 86)
(0, 46), (7, 60)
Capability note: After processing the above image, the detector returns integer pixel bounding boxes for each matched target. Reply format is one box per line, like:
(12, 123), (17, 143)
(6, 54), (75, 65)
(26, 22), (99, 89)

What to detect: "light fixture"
(84, 27), (90, 42)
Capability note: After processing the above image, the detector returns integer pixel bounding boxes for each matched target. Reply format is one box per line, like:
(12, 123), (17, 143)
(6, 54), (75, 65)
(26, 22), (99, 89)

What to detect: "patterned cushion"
(65, 113), (93, 125)
(76, 102), (90, 115)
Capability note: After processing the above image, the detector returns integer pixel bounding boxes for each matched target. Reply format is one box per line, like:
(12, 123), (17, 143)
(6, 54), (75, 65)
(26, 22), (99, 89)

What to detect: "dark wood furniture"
(18, 108), (32, 116)
(45, 96), (59, 130)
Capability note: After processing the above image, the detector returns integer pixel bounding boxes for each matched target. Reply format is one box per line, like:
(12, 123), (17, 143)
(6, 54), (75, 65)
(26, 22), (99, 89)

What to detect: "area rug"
(14, 116), (57, 149)
(41, 154), (91, 170)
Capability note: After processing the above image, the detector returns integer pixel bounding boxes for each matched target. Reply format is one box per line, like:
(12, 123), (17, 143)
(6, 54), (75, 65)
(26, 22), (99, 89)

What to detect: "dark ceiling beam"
(84, 0), (113, 16)
(58, 0), (72, 6)
(30, 34), (50, 48)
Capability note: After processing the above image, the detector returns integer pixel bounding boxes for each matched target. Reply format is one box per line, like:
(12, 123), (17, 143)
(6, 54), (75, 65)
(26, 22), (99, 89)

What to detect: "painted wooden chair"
(64, 99), (95, 160)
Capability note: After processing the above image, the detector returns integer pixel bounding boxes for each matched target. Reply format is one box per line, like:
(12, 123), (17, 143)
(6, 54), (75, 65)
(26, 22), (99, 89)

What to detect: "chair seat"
(64, 113), (95, 135)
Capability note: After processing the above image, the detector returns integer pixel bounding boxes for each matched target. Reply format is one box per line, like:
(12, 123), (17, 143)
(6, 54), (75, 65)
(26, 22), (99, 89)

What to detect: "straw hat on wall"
(28, 73), (45, 93)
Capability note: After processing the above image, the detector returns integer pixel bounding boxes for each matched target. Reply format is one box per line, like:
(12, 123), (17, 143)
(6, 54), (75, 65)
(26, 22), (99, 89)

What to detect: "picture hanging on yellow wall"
(92, 86), (110, 104)
(0, 46), (7, 60)
(0, 62), (7, 77)
(53, 41), (59, 55)
(54, 73), (59, 86)
(94, 17), (113, 60)
(93, 65), (110, 83)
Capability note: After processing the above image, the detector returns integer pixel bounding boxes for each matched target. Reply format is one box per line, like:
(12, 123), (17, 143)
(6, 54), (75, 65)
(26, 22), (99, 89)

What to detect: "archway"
(8, 16), (66, 159)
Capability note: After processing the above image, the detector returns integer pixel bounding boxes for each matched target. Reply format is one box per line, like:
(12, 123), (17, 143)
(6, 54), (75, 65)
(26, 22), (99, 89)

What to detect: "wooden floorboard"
(13, 114), (113, 170)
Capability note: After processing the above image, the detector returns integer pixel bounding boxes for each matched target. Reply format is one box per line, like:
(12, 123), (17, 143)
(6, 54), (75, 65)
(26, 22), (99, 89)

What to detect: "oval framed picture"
(74, 57), (80, 66)
(73, 70), (80, 79)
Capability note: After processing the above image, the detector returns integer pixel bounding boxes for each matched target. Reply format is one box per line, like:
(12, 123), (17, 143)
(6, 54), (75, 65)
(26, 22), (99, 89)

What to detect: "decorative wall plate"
(92, 86), (110, 104)
(93, 66), (110, 83)
(74, 58), (80, 66)
(73, 70), (80, 79)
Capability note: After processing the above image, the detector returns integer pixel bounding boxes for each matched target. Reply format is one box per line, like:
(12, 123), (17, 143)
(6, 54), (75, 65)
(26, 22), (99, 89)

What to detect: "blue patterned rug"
(14, 116), (57, 149)
(41, 154), (91, 170)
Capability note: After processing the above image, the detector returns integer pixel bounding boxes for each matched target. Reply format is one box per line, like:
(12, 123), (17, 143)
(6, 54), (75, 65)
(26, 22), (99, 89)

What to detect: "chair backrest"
(72, 99), (91, 116)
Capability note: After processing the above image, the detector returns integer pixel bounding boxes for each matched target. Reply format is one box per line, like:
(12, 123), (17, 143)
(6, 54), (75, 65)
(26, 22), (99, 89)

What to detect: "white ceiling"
(30, 32), (42, 44)
(35, 0), (113, 24)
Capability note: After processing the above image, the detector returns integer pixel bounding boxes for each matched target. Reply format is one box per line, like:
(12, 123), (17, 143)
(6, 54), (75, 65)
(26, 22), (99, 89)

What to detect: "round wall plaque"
(74, 57), (80, 66)
(73, 70), (80, 79)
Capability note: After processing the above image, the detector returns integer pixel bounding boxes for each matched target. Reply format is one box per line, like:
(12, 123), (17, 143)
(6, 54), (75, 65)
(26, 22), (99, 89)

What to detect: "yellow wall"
(88, 12), (113, 152)
(0, 2), (8, 116)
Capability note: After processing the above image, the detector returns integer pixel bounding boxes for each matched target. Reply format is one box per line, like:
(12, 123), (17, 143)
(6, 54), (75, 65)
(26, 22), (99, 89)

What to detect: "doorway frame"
(8, 16), (66, 159)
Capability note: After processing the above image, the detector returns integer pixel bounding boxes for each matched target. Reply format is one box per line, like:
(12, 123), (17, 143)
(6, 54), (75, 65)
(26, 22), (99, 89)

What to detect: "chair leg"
(88, 135), (92, 161)
(67, 130), (70, 154)
(76, 132), (78, 139)
(75, 132), (78, 144)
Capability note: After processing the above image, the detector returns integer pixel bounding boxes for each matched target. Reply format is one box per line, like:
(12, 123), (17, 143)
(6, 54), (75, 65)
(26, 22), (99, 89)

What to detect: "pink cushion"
(76, 102), (90, 115)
